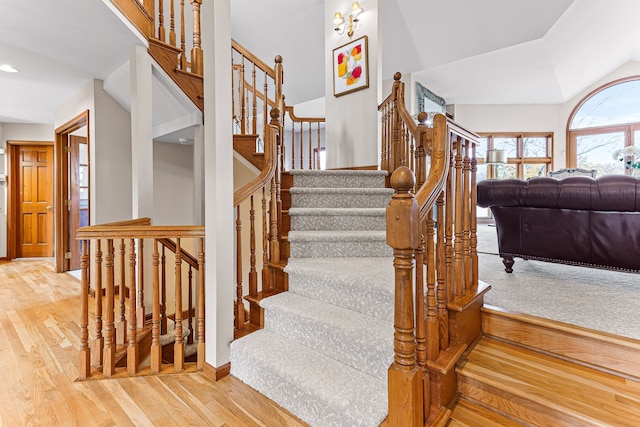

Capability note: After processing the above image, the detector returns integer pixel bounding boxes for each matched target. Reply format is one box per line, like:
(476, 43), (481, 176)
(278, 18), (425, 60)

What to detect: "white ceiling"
(1, 0), (640, 125)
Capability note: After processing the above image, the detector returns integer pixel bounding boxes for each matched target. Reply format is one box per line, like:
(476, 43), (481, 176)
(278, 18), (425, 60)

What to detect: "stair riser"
(458, 376), (594, 426)
(290, 215), (385, 231)
(291, 192), (392, 209)
(293, 174), (386, 189)
(262, 302), (393, 381)
(289, 240), (392, 258)
(482, 308), (640, 379)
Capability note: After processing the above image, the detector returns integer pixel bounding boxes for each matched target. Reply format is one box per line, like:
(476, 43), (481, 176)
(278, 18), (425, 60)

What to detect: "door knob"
(46, 205), (52, 210)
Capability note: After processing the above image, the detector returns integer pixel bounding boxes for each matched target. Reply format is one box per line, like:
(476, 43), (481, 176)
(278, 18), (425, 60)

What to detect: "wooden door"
(68, 135), (89, 270)
(17, 145), (54, 257)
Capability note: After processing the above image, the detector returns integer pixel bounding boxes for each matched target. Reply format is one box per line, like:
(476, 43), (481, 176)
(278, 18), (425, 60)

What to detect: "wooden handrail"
(232, 39), (276, 79)
(157, 237), (199, 269)
(234, 108), (281, 206)
(76, 225), (204, 239)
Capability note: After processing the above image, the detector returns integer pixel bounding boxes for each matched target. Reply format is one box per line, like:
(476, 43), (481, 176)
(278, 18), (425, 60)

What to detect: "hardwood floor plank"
(460, 337), (640, 426)
(0, 259), (308, 427)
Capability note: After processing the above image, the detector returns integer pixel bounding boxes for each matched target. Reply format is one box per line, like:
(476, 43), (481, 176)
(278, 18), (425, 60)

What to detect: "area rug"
(476, 223), (640, 340)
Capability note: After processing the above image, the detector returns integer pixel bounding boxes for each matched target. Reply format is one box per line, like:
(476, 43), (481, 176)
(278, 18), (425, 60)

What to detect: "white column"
(192, 123), (204, 225)
(202, 0), (234, 368)
(130, 45), (154, 219)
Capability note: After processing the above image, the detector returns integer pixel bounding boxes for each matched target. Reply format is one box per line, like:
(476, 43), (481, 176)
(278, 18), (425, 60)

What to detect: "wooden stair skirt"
(451, 306), (640, 426)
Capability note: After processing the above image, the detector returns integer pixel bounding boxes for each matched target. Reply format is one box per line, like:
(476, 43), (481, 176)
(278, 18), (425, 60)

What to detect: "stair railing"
(233, 108), (283, 337)
(76, 219), (205, 380)
(380, 72), (485, 426)
(232, 41), (325, 171)
(282, 105), (326, 170)
(110, 0), (204, 109)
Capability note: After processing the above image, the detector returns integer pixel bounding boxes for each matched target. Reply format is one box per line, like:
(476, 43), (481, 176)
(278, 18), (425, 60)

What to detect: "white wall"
(153, 141), (194, 225)
(325, 0), (381, 169)
(94, 80), (133, 223)
(0, 123), (55, 258)
(56, 79), (132, 226)
(453, 60), (640, 170)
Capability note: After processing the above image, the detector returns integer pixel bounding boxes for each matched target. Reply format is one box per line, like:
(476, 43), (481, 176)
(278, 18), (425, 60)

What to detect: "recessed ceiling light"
(0, 64), (19, 73)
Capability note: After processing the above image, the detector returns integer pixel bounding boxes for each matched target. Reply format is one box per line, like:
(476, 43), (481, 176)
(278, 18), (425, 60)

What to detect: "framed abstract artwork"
(332, 35), (369, 97)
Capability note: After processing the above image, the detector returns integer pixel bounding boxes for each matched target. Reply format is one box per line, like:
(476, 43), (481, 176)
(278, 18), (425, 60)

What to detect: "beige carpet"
(476, 223), (640, 340)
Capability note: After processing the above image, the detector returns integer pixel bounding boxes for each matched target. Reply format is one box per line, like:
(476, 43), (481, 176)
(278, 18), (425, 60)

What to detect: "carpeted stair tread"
(288, 230), (386, 241)
(289, 169), (388, 188)
(289, 187), (393, 209)
(285, 257), (395, 321)
(261, 292), (394, 380)
(230, 329), (388, 427)
(289, 207), (386, 216)
(288, 231), (391, 258)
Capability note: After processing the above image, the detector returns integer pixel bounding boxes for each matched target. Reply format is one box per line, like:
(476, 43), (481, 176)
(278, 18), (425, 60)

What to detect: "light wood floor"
(0, 258), (308, 427)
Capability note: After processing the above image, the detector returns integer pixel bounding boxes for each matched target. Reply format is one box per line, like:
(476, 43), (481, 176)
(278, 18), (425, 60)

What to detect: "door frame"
(55, 110), (90, 273)
(6, 140), (55, 260)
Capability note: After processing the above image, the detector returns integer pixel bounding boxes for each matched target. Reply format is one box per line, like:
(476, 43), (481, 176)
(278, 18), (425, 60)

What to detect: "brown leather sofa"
(476, 175), (640, 273)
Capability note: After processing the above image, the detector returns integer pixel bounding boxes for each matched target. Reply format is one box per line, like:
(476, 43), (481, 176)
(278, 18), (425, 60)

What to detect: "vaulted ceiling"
(1, 0), (640, 124)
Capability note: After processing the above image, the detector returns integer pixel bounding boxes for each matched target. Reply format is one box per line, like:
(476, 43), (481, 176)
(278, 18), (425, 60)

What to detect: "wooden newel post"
(386, 166), (423, 427)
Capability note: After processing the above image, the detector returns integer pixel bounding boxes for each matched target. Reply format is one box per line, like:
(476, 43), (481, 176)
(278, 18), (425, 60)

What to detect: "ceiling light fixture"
(333, 2), (363, 39)
(0, 64), (19, 73)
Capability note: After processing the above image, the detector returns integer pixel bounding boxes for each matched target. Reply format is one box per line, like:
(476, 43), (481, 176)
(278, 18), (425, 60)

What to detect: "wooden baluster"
(299, 122), (303, 170)
(308, 122), (312, 170)
(151, 239), (161, 373)
(169, 0), (176, 46)
(251, 64), (257, 134)
(127, 238), (138, 375)
(445, 147), (455, 304)
(197, 238), (205, 370)
(235, 206), (245, 331)
(387, 166), (422, 427)
(161, 245), (167, 334)
(249, 196), (257, 299)
(414, 225), (427, 417)
(436, 191), (449, 349)
(157, 0), (166, 42)
(462, 138), (472, 294)
(470, 142), (479, 287)
(103, 239), (116, 377)
(239, 58), (246, 133)
(174, 238), (184, 372)
(270, 175), (280, 271)
(187, 266), (194, 345)
(425, 209), (439, 363)
(290, 119), (295, 170)
(453, 137), (464, 298)
(137, 238), (145, 329)
(263, 73), (268, 144)
(189, 0), (203, 75)
(78, 240), (90, 380)
(116, 239), (126, 345)
(93, 240), (104, 367)
(261, 187), (270, 290)
(179, 0), (187, 69)
(316, 124), (321, 169)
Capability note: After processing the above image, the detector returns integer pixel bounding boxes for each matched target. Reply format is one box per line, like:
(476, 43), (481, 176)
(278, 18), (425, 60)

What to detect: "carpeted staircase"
(230, 170), (396, 427)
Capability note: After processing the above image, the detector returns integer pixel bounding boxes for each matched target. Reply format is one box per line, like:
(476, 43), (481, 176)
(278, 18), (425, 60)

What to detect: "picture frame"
(332, 35), (369, 97)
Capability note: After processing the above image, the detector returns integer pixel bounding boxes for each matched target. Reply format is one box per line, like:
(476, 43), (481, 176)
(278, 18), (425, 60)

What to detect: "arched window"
(567, 76), (640, 176)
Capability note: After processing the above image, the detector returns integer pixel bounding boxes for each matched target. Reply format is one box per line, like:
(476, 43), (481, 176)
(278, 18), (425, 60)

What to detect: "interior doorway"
(7, 141), (55, 259)
(55, 111), (90, 273)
